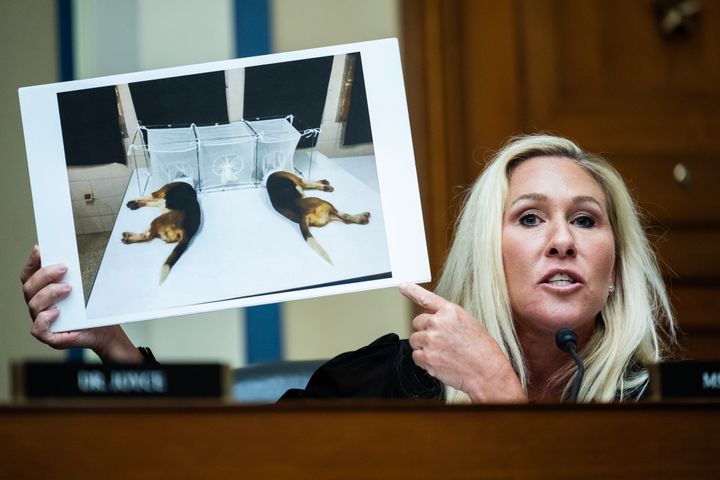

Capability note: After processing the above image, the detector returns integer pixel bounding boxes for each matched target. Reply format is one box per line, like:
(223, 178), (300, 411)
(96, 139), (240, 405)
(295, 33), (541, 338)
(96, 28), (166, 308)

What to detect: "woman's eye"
(573, 215), (595, 228)
(519, 213), (541, 227)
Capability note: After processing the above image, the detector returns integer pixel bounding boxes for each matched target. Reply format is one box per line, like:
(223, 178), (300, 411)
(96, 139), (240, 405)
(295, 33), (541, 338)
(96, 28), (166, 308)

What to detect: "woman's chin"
(516, 308), (596, 337)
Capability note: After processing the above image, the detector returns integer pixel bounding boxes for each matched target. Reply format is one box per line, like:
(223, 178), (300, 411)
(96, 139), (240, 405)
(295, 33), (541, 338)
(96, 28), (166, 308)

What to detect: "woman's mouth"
(546, 272), (576, 286)
(540, 270), (584, 293)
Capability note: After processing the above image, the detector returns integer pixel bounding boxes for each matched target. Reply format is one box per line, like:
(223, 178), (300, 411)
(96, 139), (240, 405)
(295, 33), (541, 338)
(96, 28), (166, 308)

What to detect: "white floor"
(85, 153), (391, 321)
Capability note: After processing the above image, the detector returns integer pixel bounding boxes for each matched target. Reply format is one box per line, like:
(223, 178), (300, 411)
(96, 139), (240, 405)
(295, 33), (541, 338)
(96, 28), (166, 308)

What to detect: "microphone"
(555, 328), (585, 402)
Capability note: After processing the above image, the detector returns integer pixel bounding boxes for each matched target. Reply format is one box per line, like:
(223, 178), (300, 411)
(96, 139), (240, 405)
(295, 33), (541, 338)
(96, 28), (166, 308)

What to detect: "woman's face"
(502, 156), (616, 338)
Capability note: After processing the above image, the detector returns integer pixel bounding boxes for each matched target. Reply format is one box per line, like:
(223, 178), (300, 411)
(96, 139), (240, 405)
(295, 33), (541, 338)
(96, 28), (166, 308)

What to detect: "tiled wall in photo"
(68, 163), (132, 234)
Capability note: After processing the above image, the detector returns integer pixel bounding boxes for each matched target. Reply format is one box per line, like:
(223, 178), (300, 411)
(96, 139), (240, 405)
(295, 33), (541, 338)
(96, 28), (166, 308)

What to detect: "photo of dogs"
(265, 171), (370, 264)
(121, 181), (201, 283)
(31, 41), (424, 329)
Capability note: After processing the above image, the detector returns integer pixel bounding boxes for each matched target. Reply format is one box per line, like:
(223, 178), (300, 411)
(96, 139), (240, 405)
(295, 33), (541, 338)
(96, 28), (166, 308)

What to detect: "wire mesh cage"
(247, 117), (302, 182)
(145, 125), (199, 188)
(195, 122), (257, 192)
(126, 116), (318, 195)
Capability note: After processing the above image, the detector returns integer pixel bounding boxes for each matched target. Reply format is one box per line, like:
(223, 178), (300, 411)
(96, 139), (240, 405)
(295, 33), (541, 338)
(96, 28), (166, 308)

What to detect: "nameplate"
(649, 361), (720, 400)
(13, 362), (230, 400)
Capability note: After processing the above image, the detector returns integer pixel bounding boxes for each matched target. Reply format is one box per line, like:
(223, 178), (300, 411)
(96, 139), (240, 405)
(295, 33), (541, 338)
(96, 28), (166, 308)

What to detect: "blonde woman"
(410, 134), (675, 402)
(21, 134), (675, 402)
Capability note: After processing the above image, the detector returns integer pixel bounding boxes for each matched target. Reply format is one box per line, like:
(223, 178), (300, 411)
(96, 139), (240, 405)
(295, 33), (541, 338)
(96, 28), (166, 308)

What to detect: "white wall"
(0, 0), (64, 401)
(272, 0), (399, 52)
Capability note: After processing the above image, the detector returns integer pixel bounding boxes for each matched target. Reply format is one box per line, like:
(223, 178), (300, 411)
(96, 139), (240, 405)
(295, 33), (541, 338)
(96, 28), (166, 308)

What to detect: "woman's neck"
(517, 324), (593, 402)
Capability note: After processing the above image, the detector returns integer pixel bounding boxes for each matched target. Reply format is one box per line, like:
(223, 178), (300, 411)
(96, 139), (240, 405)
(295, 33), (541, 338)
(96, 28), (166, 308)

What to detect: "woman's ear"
(609, 264), (617, 293)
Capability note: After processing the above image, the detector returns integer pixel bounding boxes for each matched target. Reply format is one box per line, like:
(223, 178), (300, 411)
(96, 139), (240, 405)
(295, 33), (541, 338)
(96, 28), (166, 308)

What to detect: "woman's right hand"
(400, 283), (526, 403)
(20, 246), (142, 363)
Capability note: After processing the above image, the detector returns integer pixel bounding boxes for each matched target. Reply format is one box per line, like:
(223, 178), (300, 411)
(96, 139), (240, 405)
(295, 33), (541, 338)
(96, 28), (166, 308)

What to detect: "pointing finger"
(399, 283), (446, 313)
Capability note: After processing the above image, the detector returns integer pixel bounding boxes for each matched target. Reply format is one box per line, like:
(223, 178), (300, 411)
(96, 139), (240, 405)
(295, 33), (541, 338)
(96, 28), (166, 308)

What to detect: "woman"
(410, 134), (675, 402)
(20, 134), (676, 402)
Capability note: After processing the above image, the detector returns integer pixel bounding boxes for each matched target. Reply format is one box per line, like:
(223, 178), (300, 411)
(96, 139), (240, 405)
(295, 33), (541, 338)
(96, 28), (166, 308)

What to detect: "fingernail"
(32, 245), (38, 254)
(58, 265), (68, 274)
(63, 283), (72, 292)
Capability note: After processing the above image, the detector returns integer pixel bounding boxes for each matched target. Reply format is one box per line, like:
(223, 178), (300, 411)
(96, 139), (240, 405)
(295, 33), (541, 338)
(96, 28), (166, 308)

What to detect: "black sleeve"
(279, 333), (444, 401)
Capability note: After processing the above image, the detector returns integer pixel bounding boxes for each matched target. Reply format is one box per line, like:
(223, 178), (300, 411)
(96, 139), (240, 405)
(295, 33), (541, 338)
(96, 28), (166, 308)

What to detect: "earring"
(608, 285), (616, 295)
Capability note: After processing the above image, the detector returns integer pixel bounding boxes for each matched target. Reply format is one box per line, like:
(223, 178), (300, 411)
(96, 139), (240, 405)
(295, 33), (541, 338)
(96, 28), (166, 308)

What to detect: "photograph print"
(20, 39), (429, 331)
(58, 51), (391, 324)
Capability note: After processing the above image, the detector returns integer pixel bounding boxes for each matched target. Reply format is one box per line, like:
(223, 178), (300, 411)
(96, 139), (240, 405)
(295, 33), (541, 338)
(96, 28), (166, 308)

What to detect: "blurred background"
(1, 0), (718, 401)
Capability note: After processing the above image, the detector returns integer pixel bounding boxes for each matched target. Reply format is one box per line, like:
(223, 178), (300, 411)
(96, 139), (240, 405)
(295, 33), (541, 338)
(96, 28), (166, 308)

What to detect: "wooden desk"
(1, 402), (718, 479)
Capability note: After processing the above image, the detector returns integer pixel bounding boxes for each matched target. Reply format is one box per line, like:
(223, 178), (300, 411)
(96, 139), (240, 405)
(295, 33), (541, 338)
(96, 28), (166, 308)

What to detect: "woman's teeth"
(547, 273), (575, 286)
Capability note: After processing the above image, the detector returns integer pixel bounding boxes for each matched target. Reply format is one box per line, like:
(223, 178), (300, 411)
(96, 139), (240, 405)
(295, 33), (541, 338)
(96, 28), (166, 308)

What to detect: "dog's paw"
(319, 180), (334, 192)
(121, 232), (132, 244)
(126, 200), (140, 210)
(358, 212), (371, 224)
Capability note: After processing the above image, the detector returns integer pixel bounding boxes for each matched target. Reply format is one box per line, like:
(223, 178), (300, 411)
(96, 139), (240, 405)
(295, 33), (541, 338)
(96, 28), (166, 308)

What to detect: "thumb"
(399, 283), (446, 313)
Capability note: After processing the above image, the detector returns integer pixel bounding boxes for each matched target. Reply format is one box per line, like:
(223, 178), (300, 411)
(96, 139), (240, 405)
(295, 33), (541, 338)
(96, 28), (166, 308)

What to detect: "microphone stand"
(555, 328), (585, 402)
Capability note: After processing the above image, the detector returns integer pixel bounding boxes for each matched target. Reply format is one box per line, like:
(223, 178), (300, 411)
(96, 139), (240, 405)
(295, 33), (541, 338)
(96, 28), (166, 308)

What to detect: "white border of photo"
(19, 38), (429, 332)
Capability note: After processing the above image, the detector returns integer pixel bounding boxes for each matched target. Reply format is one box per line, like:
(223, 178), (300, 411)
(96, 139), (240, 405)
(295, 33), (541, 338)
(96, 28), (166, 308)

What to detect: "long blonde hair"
(435, 134), (675, 402)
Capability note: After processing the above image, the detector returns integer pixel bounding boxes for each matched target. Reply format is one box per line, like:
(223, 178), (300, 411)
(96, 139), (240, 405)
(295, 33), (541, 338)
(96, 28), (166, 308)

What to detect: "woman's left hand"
(400, 283), (526, 403)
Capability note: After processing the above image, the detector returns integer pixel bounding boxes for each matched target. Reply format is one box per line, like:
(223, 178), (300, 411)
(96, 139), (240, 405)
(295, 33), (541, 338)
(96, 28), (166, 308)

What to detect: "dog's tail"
(160, 236), (191, 284)
(299, 217), (333, 265)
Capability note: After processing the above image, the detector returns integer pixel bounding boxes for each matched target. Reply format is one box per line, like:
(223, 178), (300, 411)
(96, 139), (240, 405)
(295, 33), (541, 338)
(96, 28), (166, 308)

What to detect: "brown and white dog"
(265, 170), (370, 264)
(121, 181), (201, 283)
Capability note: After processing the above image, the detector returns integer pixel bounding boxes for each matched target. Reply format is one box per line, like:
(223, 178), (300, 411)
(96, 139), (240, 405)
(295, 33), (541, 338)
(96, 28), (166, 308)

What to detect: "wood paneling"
(521, 0), (720, 156)
(401, 0), (522, 275)
(1, 403), (719, 479)
(401, 0), (720, 357)
(671, 285), (720, 330)
(613, 154), (720, 226)
(401, 0), (466, 274)
(654, 229), (720, 279)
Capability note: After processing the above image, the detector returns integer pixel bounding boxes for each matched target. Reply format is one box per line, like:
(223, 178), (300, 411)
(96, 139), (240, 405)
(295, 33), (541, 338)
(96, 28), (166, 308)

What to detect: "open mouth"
(545, 272), (578, 287)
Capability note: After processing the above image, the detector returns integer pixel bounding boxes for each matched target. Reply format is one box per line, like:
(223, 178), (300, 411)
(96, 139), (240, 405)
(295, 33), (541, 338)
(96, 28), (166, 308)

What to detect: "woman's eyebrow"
(509, 193), (547, 207)
(509, 193), (605, 210)
(573, 195), (604, 210)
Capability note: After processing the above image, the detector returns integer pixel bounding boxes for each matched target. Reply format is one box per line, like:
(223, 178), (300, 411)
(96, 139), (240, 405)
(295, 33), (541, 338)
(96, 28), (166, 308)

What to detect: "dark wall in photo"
(129, 71), (228, 127)
(344, 53), (373, 146)
(58, 86), (126, 166)
(244, 56), (333, 148)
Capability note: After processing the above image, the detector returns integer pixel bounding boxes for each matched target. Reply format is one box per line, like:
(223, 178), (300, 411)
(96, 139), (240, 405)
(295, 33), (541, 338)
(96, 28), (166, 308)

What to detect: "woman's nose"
(546, 222), (576, 258)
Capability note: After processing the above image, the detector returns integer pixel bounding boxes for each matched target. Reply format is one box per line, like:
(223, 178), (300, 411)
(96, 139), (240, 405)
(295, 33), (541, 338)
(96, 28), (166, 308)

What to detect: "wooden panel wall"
(400, 0), (720, 358)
